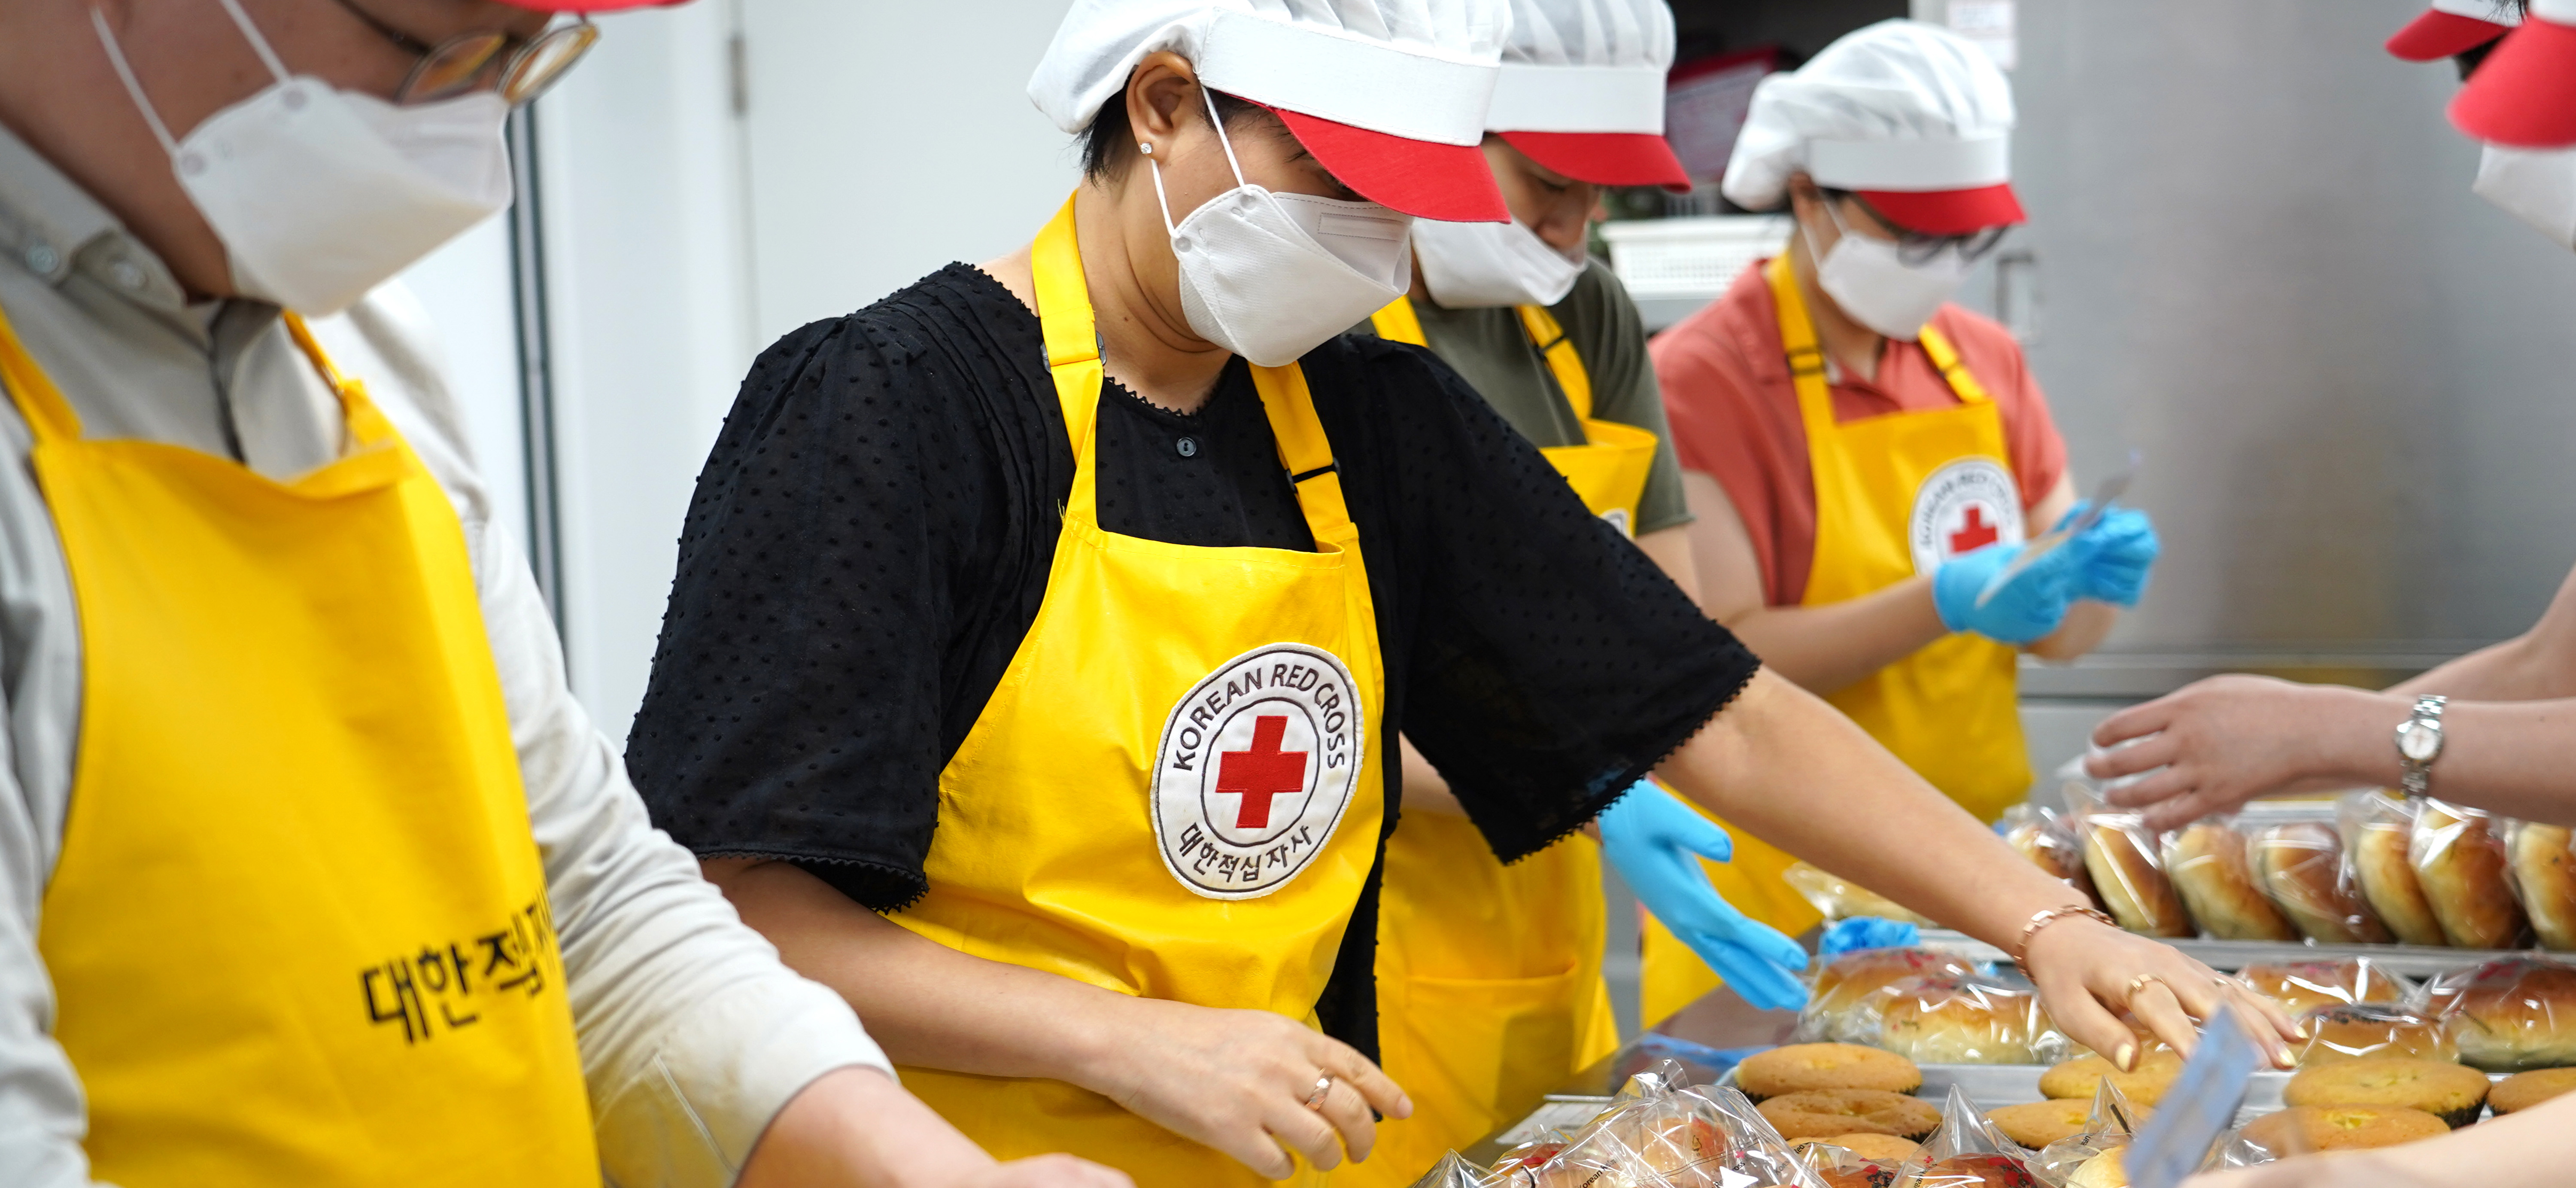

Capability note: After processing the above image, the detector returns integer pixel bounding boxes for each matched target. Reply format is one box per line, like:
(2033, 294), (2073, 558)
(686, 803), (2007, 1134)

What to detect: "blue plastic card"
(2126, 1005), (2262, 1188)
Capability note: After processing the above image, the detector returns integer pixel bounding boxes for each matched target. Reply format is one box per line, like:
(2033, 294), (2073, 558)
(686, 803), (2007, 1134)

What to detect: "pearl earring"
(1139, 142), (1153, 155)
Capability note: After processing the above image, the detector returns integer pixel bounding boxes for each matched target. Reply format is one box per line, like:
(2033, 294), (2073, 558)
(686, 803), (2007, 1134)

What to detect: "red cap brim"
(1855, 184), (2027, 236)
(2452, 18), (2576, 146)
(2386, 10), (2513, 61)
(1270, 108), (1510, 222)
(496, 0), (680, 10)
(1497, 131), (1692, 191)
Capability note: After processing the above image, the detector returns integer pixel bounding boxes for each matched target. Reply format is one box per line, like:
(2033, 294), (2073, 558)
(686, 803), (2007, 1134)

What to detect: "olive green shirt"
(1353, 259), (1691, 535)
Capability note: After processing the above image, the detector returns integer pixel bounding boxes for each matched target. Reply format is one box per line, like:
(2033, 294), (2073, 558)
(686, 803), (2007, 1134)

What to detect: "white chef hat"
(1719, 18), (2025, 235)
(1028, 0), (1513, 220)
(1480, 0), (1689, 188)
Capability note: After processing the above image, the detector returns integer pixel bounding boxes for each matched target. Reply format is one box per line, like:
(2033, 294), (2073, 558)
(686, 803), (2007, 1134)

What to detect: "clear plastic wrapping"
(2423, 956), (2576, 1071)
(2504, 819), (2576, 952)
(1786, 862), (1936, 929)
(2293, 1001), (2458, 1065)
(1412, 1151), (1501, 1188)
(1503, 1061), (1829, 1188)
(2339, 791), (2447, 947)
(2066, 790), (2190, 938)
(1800, 947), (1987, 1046)
(1864, 974), (2070, 1066)
(2409, 798), (2529, 950)
(2234, 956), (2406, 1017)
(2245, 820), (2390, 944)
(1891, 1084), (2043, 1188)
(2029, 1082), (2144, 1188)
(2160, 819), (2297, 941)
(2001, 805), (2103, 913)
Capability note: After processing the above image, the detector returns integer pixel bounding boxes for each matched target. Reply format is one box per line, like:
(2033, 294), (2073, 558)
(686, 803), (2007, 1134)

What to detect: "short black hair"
(1081, 85), (1268, 182)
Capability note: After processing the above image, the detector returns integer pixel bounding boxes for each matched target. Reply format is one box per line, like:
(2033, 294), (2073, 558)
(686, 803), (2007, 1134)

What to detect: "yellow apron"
(890, 195), (1388, 1187)
(3, 307), (595, 1185)
(1640, 255), (2034, 1024)
(1350, 296), (1634, 1186)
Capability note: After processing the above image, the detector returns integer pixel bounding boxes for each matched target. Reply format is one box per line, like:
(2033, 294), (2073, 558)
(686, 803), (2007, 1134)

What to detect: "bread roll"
(2297, 1003), (2458, 1065)
(2238, 959), (2405, 1017)
(2007, 807), (2102, 908)
(2251, 822), (2390, 944)
(2351, 798), (2448, 947)
(2067, 1147), (2128, 1188)
(2163, 822), (2297, 941)
(2412, 800), (2527, 950)
(1804, 949), (1981, 1045)
(2424, 957), (2576, 1071)
(1875, 976), (2061, 1065)
(2080, 817), (2191, 938)
(2510, 822), (2576, 952)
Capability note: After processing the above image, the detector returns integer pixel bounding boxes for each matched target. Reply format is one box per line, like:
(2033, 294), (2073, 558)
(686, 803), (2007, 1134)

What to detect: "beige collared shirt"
(0, 126), (890, 1187)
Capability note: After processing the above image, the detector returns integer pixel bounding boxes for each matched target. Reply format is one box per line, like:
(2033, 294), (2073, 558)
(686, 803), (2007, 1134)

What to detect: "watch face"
(2400, 723), (2441, 762)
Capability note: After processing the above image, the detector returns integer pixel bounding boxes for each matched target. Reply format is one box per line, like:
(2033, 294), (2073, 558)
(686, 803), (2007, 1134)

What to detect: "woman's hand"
(1079, 996), (1412, 1179)
(2179, 1152), (2439, 1188)
(2084, 675), (2389, 832)
(2020, 915), (2301, 1069)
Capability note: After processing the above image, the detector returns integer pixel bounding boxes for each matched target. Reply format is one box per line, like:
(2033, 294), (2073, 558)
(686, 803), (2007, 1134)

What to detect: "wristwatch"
(2394, 694), (2448, 798)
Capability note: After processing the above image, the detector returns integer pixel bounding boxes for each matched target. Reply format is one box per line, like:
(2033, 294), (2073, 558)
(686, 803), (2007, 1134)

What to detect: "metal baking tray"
(1915, 928), (2531, 980)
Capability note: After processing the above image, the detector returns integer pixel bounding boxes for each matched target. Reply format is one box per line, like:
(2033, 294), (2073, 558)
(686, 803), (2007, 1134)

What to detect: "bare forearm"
(2288, 690), (2576, 823)
(1724, 578), (1949, 697)
(1398, 735), (1466, 816)
(2392, 635), (2575, 701)
(703, 858), (1124, 1084)
(1654, 668), (2083, 948)
(2027, 600), (2115, 661)
(738, 1067), (996, 1188)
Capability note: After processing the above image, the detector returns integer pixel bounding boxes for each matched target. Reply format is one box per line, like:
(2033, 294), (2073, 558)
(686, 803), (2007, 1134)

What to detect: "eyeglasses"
(331, 0), (600, 107)
(1842, 194), (2012, 268)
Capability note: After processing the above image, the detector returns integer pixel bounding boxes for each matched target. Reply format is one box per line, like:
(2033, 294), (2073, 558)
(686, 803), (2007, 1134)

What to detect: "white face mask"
(1808, 200), (1974, 342)
(2473, 143), (2576, 251)
(1151, 88), (1414, 367)
(1410, 216), (1586, 309)
(91, 0), (513, 315)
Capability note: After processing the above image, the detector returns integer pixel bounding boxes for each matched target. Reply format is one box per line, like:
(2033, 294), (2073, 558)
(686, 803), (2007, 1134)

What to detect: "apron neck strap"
(1767, 253), (1990, 437)
(1513, 303), (1592, 421)
(1032, 192), (1356, 547)
(1369, 296), (1426, 347)
(0, 299), (85, 445)
(1913, 323), (1991, 406)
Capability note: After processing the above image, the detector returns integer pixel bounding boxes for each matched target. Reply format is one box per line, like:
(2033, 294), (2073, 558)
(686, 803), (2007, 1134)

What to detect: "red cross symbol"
(1948, 505), (1999, 554)
(1216, 716), (1309, 830)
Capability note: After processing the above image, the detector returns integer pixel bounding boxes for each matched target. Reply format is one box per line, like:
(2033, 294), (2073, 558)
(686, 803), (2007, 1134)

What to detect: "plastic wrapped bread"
(2507, 820), (2576, 952)
(2069, 792), (2190, 938)
(2341, 792), (2448, 947)
(2248, 820), (2390, 944)
(2411, 799), (2528, 950)
(2162, 820), (2297, 941)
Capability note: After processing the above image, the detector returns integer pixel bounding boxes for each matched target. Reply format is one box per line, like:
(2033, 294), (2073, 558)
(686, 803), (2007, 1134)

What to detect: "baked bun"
(2243, 1105), (2448, 1153)
(2163, 822), (2297, 941)
(2411, 800), (2527, 950)
(1739, 1043), (1924, 1100)
(2297, 1003), (2458, 1065)
(2238, 959), (2405, 1017)
(1875, 977), (2061, 1065)
(2491, 1067), (2576, 1114)
(2066, 1147), (2127, 1188)
(2038, 1050), (2185, 1106)
(1986, 1099), (2117, 1149)
(2283, 1056), (2490, 1127)
(2425, 957), (2576, 1071)
(1757, 1089), (1941, 1141)
(2510, 822), (2576, 952)
(2080, 817), (2191, 937)
(2006, 808), (2102, 908)
(1891, 1154), (2041, 1188)
(1805, 949), (1982, 1045)
(2250, 822), (2390, 944)
(2351, 800), (2448, 947)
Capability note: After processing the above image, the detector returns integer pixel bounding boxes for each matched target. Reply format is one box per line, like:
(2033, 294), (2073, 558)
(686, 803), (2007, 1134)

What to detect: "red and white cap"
(1029, 0), (1511, 221)
(1720, 19), (2023, 236)
(496, 0), (684, 10)
(1482, 0), (1689, 190)
(2385, 0), (2521, 62)
(2452, 0), (2576, 146)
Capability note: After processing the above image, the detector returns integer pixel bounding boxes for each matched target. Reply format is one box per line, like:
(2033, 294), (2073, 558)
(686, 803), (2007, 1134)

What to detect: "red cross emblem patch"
(1907, 457), (2024, 576)
(1152, 643), (1366, 899)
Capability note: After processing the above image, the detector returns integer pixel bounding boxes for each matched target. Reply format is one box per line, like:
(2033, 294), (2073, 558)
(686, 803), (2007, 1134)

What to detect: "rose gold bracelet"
(2013, 905), (2116, 978)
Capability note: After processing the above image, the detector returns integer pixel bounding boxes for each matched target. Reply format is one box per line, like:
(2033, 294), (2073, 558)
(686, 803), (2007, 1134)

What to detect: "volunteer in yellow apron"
(1642, 21), (2159, 1023)
(1, 307), (596, 1185)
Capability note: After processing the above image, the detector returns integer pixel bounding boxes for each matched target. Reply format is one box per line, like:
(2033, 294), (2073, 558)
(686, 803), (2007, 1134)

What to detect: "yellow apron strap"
(1369, 296), (1427, 347)
(1765, 254), (1841, 447)
(1249, 365), (1359, 548)
(1032, 194), (1107, 460)
(1513, 304), (1594, 422)
(1914, 323), (1992, 406)
(0, 301), (85, 445)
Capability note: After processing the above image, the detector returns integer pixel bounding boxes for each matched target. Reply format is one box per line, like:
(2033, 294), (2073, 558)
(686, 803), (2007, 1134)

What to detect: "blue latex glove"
(1819, 916), (1921, 956)
(1596, 780), (1810, 1011)
(1932, 536), (2080, 644)
(2054, 503), (2159, 607)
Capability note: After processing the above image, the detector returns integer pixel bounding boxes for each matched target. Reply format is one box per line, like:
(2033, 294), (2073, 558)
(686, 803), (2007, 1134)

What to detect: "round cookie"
(1986, 1099), (2112, 1149)
(2243, 1105), (2449, 1153)
(2038, 1049), (2185, 1107)
(1755, 1089), (1941, 1141)
(1738, 1042), (1925, 1101)
(1794, 1133), (1920, 1162)
(2283, 1057), (2490, 1128)
(2491, 1067), (2576, 1115)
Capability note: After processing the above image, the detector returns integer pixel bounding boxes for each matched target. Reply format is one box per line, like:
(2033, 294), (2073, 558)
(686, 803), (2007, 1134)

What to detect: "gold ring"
(2126, 973), (2166, 999)
(1305, 1074), (1334, 1111)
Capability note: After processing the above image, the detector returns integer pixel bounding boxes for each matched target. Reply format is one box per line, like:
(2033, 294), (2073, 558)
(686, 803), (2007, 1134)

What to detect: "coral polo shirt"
(1650, 259), (2068, 607)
